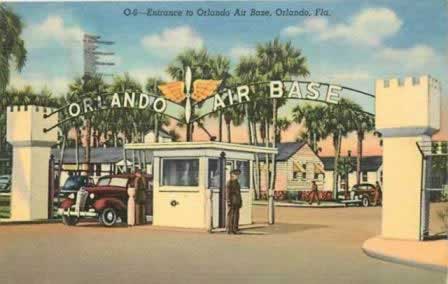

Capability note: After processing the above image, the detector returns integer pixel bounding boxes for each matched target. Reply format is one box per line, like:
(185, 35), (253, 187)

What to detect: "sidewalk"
(253, 200), (345, 208)
(362, 236), (448, 272)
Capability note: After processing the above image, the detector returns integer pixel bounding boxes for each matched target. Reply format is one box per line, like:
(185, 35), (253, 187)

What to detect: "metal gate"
(417, 141), (448, 240)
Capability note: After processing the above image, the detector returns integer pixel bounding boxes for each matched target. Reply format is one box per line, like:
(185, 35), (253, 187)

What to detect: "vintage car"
(58, 173), (152, 227)
(350, 183), (380, 207)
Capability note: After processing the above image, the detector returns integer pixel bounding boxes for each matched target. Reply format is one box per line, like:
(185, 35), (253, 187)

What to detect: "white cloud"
(282, 8), (402, 47)
(10, 73), (70, 96)
(376, 45), (438, 70)
(24, 16), (83, 48)
(141, 26), (204, 55)
(229, 46), (255, 59)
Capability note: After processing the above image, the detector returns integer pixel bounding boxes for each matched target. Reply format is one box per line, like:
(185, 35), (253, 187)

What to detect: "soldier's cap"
(230, 169), (241, 175)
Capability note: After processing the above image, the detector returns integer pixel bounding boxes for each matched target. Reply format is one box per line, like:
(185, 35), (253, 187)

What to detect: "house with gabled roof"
(259, 142), (325, 199)
(320, 155), (383, 192)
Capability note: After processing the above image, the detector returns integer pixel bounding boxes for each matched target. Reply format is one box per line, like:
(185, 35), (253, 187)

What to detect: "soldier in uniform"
(226, 169), (242, 234)
(308, 180), (320, 205)
(134, 169), (147, 225)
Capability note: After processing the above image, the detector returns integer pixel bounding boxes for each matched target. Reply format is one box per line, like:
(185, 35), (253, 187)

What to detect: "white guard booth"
(125, 142), (276, 230)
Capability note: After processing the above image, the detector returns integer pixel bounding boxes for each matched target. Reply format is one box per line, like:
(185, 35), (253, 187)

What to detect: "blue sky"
(8, 0), (448, 99)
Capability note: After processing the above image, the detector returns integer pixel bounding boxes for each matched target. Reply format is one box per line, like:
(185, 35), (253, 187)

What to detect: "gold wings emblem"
(158, 80), (221, 103)
(158, 81), (185, 103)
(191, 80), (222, 102)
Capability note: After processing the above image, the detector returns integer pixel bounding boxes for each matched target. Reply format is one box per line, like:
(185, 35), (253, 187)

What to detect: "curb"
(0, 219), (62, 226)
(252, 202), (345, 208)
(362, 245), (447, 272)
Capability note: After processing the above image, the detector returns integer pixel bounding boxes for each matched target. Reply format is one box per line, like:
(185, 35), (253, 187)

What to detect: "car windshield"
(63, 176), (85, 188)
(97, 177), (111, 186)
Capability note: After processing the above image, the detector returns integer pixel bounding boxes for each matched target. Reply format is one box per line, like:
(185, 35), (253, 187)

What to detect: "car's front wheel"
(62, 215), (79, 226)
(361, 196), (370, 207)
(100, 208), (118, 227)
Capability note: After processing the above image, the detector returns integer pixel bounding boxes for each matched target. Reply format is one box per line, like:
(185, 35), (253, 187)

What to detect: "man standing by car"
(134, 169), (147, 225)
(226, 169), (242, 234)
(374, 181), (382, 206)
(308, 180), (320, 205)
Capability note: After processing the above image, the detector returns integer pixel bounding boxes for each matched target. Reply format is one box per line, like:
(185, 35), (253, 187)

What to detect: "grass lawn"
(0, 194), (10, 219)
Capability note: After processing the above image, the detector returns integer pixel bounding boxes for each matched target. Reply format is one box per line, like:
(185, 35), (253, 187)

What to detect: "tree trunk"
(226, 121), (231, 143)
(268, 100), (277, 225)
(356, 131), (363, 185)
(75, 128), (80, 173)
(84, 119), (91, 176)
(218, 111), (223, 142)
(155, 114), (159, 143)
(332, 130), (342, 200)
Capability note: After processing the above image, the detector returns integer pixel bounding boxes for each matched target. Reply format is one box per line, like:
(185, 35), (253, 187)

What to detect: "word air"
(213, 81), (342, 111)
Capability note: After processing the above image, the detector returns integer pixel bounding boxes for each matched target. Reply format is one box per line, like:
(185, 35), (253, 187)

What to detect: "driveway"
(0, 206), (445, 284)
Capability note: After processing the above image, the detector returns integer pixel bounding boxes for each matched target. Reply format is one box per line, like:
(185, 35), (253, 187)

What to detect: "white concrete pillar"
(375, 75), (441, 240)
(6, 105), (58, 221)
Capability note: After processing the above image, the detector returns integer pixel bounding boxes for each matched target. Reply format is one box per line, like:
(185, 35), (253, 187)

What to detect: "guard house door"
(211, 157), (231, 229)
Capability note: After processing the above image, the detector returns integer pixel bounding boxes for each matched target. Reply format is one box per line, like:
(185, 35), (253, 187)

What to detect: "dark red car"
(58, 173), (152, 227)
(351, 183), (380, 207)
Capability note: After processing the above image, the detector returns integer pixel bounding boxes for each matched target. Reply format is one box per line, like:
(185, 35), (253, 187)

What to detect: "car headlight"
(68, 193), (75, 199)
(89, 193), (95, 199)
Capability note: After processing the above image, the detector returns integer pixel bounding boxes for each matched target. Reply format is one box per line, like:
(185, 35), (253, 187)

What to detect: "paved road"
(0, 206), (445, 284)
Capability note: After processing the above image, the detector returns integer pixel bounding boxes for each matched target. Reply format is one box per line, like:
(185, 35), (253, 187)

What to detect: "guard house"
(124, 142), (277, 230)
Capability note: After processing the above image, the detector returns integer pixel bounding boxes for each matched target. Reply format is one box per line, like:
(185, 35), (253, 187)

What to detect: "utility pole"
(83, 34), (115, 175)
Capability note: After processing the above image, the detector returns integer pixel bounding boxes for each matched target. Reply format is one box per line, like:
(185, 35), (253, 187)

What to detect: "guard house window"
(235, 160), (250, 188)
(362, 171), (368, 182)
(208, 159), (220, 188)
(162, 159), (199, 186)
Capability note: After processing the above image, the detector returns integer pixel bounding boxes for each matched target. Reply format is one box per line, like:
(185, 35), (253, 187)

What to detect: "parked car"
(0, 175), (11, 193)
(58, 175), (95, 199)
(351, 183), (378, 207)
(58, 173), (152, 227)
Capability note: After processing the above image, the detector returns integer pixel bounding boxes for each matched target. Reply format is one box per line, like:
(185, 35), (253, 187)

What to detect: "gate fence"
(417, 141), (448, 240)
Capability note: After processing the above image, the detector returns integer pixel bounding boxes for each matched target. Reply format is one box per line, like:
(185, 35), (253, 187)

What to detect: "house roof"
(51, 147), (153, 164)
(320, 156), (383, 172)
(258, 142), (307, 162)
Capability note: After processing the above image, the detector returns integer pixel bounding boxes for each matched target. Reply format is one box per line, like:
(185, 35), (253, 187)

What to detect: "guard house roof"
(258, 142), (307, 161)
(51, 147), (152, 164)
(125, 141), (278, 155)
(320, 156), (383, 172)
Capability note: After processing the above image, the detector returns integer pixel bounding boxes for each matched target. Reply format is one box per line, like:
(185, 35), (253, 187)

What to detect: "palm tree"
(0, 4), (27, 91)
(323, 99), (362, 199)
(293, 104), (327, 151)
(208, 54), (231, 141)
(336, 156), (355, 199)
(275, 118), (291, 143)
(166, 48), (213, 141)
(354, 113), (375, 185)
(68, 74), (108, 173)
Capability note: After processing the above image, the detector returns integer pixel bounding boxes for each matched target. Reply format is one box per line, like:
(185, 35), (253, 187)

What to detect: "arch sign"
(44, 67), (375, 132)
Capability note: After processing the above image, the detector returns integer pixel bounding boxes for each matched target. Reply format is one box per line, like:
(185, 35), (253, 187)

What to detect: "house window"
(314, 173), (319, 180)
(162, 159), (199, 186)
(293, 171), (299, 179)
(208, 159), (220, 188)
(362, 171), (368, 182)
(302, 172), (307, 179)
(235, 160), (250, 188)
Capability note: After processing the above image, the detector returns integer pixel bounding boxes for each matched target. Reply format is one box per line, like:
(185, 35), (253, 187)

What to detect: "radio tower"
(82, 34), (115, 174)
